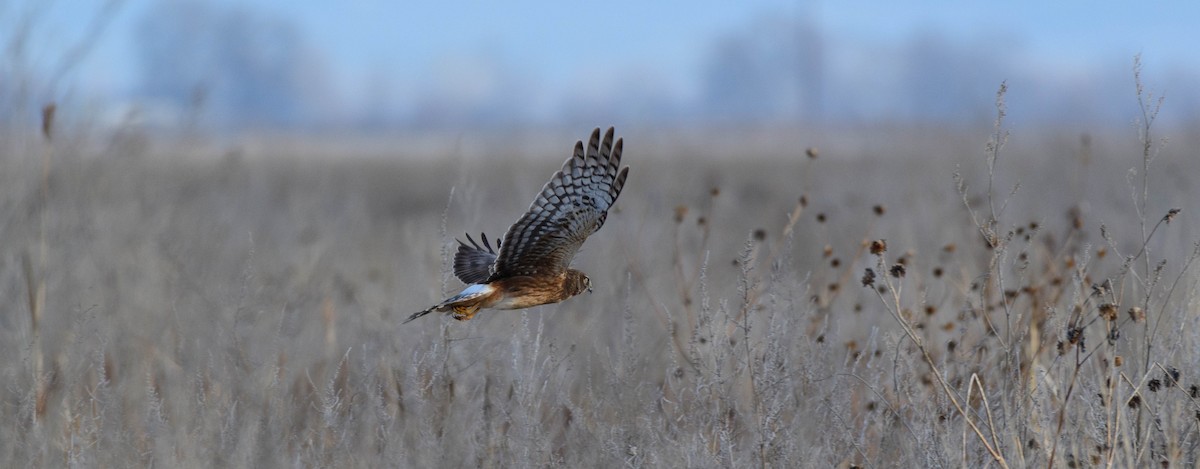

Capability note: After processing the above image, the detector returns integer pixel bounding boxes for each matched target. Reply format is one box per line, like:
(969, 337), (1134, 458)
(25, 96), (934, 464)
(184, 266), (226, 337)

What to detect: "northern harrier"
(405, 127), (630, 323)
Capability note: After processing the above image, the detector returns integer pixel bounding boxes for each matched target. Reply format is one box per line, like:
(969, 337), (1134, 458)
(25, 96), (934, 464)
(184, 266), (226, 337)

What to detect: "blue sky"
(17, 0), (1200, 128)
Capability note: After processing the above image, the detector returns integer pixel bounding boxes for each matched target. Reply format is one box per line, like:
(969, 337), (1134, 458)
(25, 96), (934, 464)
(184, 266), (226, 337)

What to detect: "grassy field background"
(2, 99), (1199, 466)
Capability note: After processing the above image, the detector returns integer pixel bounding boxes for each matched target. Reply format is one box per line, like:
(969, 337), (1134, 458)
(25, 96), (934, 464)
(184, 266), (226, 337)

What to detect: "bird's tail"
(403, 307), (436, 324)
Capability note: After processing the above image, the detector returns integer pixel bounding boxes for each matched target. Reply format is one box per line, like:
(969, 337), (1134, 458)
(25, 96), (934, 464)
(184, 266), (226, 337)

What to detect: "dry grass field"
(2, 89), (1199, 467)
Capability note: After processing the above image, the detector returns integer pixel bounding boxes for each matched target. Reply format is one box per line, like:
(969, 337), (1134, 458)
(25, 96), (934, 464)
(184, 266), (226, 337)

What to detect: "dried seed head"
(1067, 326), (1083, 345)
(1097, 247), (1107, 259)
(697, 216), (707, 226)
(942, 243), (956, 253)
(870, 239), (887, 256)
(830, 258), (841, 268)
(873, 204), (885, 216)
(805, 147), (819, 159)
(1114, 356), (1123, 367)
(1099, 303), (1118, 321)
(799, 194), (808, 207)
(861, 268), (876, 287)
(674, 205), (689, 223)
(924, 305), (937, 315)
(1128, 395), (1141, 408)
(1165, 367), (1180, 387)
(710, 187), (720, 197)
(1128, 307), (1146, 323)
(822, 245), (833, 257)
(932, 267), (944, 278)
(816, 213), (827, 223)
(1164, 208), (1181, 224)
(753, 229), (767, 241)
(889, 264), (906, 278)
(1148, 379), (1161, 392)
(1070, 206), (1084, 229)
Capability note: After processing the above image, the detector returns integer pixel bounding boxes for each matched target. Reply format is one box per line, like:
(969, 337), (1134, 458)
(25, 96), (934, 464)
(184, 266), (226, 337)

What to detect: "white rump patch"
(456, 284), (495, 299)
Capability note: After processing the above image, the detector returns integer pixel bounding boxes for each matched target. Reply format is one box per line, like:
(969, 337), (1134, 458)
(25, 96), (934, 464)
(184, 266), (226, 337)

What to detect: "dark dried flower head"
(1164, 208), (1181, 224)
(1165, 367), (1180, 387)
(1128, 307), (1146, 323)
(830, 258), (841, 268)
(805, 147), (819, 159)
(932, 266), (944, 278)
(943, 243), (956, 253)
(870, 239), (887, 256)
(1070, 206), (1084, 229)
(1189, 385), (1198, 399)
(753, 228), (767, 241)
(799, 194), (808, 207)
(1099, 303), (1118, 321)
(816, 213), (827, 223)
(674, 205), (689, 223)
(1148, 379), (1161, 392)
(1067, 326), (1083, 345)
(697, 216), (707, 226)
(1128, 395), (1141, 408)
(889, 264), (906, 278)
(873, 204), (885, 216)
(924, 305), (937, 315)
(861, 268), (876, 287)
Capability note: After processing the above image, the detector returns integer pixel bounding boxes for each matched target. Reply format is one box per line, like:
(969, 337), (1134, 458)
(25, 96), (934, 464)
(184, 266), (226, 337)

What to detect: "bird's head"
(565, 269), (592, 296)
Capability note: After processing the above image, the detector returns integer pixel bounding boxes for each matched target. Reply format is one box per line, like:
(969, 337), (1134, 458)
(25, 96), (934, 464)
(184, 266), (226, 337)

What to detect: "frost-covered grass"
(2, 86), (1198, 467)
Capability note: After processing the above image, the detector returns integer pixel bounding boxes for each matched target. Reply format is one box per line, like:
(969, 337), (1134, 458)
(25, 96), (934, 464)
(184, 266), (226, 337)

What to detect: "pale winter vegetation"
(2, 63), (1199, 467)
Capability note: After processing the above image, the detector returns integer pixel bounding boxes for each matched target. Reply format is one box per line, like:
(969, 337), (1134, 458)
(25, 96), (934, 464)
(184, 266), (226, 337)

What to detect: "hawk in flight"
(405, 127), (630, 323)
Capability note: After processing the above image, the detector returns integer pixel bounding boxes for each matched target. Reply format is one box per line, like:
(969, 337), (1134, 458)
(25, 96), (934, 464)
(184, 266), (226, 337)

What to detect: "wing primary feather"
(489, 127), (630, 280)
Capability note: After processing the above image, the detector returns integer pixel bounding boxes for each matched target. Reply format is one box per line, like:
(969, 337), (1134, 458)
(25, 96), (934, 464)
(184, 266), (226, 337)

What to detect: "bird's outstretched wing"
(453, 232), (499, 284)
(489, 127), (629, 280)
